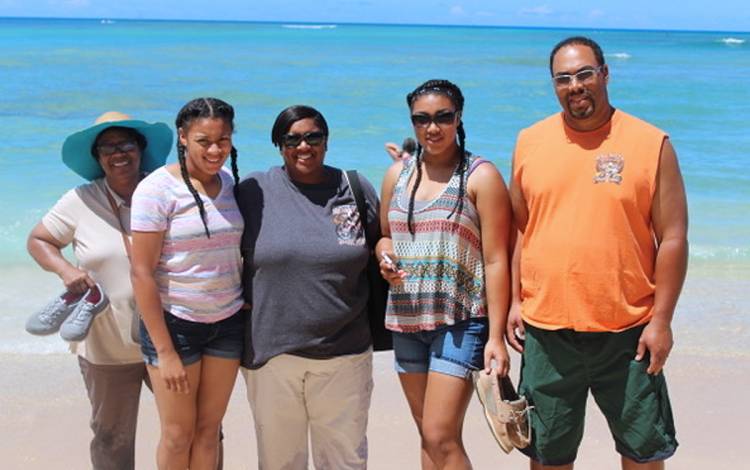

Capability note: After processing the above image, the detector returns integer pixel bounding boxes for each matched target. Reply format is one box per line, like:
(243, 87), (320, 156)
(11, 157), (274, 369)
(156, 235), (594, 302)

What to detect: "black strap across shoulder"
(345, 170), (374, 249)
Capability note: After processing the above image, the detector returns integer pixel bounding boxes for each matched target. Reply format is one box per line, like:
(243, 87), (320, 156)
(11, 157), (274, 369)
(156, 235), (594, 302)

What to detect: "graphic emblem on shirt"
(332, 204), (364, 246)
(593, 153), (624, 184)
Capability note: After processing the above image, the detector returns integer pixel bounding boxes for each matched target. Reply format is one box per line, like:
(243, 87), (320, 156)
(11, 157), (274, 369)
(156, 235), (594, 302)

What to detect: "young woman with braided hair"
(376, 80), (513, 469)
(130, 97), (245, 470)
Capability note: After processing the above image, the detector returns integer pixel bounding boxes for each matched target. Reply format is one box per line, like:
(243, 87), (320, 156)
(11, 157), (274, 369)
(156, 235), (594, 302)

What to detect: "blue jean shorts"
(392, 318), (488, 379)
(140, 310), (245, 367)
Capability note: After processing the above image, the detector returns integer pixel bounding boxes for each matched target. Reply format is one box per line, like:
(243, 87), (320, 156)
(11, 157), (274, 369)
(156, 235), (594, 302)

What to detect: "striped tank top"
(386, 152), (488, 332)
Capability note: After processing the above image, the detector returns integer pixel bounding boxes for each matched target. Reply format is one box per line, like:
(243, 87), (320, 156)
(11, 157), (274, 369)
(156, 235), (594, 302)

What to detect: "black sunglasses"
(281, 131), (326, 148)
(410, 111), (457, 128)
(96, 140), (139, 157)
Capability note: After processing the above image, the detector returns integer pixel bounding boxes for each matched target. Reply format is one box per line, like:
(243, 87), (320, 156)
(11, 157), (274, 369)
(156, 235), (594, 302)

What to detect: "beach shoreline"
(1, 18), (747, 470)
(2, 348), (746, 469)
(2, 266), (748, 468)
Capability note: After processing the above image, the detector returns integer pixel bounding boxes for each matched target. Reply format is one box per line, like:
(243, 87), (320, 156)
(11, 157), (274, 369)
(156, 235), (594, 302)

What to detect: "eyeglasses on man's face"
(281, 131), (326, 148)
(552, 66), (603, 87)
(410, 110), (458, 128)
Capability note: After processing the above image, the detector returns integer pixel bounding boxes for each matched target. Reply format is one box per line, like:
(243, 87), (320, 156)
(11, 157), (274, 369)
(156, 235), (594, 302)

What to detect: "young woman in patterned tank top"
(376, 80), (513, 469)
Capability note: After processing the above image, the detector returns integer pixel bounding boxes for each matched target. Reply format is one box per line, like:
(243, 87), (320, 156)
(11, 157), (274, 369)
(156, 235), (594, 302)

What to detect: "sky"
(0, 0), (748, 32)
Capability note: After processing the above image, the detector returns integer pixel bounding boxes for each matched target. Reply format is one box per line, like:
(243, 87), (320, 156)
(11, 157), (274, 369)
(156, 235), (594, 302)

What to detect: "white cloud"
(520, 5), (553, 16)
(589, 9), (605, 19)
(450, 5), (465, 16)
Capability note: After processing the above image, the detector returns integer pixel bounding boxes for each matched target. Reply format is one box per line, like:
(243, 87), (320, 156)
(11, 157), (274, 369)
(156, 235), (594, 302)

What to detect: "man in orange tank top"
(507, 36), (688, 470)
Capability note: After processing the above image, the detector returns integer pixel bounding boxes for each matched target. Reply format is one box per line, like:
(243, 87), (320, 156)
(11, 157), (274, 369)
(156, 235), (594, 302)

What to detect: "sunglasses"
(410, 111), (457, 128)
(281, 131), (326, 148)
(96, 140), (139, 157)
(552, 66), (602, 87)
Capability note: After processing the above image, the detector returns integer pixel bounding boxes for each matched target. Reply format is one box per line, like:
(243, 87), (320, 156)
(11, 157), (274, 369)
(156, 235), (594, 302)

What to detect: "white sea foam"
(608, 52), (631, 59)
(282, 24), (337, 30)
(721, 37), (745, 45)
(691, 245), (749, 260)
(0, 264), (67, 355)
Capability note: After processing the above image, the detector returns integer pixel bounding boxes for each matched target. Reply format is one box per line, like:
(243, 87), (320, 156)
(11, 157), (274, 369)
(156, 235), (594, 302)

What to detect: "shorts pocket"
(435, 319), (487, 370)
(615, 359), (676, 460)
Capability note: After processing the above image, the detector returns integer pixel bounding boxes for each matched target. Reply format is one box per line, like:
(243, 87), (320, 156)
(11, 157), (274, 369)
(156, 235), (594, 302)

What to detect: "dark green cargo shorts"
(518, 323), (677, 466)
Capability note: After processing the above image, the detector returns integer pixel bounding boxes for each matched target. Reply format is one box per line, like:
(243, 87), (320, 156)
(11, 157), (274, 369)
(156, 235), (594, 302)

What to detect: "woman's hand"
(378, 251), (408, 286)
(60, 265), (96, 294)
(158, 350), (190, 394)
(484, 336), (510, 377)
(27, 222), (95, 294)
(384, 142), (402, 161)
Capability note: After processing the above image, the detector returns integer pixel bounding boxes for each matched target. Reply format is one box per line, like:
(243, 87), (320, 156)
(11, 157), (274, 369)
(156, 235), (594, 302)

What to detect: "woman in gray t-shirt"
(237, 105), (379, 469)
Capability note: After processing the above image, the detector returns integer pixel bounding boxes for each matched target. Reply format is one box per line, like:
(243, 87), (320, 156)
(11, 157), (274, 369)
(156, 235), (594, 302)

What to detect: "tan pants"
(242, 349), (373, 470)
(78, 356), (148, 470)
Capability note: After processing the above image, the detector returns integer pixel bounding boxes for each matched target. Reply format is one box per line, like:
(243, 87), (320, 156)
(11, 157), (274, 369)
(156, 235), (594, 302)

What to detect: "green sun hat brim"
(61, 119), (173, 181)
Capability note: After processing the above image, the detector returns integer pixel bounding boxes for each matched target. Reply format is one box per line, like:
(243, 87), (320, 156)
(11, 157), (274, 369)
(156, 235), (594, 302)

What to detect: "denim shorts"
(392, 318), (488, 379)
(140, 310), (245, 367)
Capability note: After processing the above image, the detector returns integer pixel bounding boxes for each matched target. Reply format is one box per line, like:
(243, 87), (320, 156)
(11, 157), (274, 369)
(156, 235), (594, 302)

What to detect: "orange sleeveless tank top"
(512, 110), (667, 332)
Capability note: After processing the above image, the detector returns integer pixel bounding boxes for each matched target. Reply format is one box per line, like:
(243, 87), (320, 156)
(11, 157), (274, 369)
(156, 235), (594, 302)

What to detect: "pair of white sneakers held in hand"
(25, 283), (109, 342)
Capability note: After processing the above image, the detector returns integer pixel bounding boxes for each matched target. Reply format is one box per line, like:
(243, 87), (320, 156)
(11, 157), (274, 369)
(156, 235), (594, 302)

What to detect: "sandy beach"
(2, 344), (747, 469)
(0, 14), (747, 470)
(2, 270), (748, 469)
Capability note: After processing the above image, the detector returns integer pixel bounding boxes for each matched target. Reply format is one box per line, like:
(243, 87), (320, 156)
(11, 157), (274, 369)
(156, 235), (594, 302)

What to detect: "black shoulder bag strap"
(343, 170), (393, 351)
(344, 170), (373, 249)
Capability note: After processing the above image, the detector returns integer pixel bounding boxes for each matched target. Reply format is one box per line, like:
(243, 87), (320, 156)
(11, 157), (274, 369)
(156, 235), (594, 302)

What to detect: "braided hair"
(405, 79), (468, 235)
(175, 97), (239, 239)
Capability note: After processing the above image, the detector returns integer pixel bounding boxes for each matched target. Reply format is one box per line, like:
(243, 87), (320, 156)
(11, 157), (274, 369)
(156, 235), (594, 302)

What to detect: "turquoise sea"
(0, 18), (747, 355)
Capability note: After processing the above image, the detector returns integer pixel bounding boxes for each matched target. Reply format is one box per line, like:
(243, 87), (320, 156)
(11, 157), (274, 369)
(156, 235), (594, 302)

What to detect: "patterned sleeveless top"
(386, 152), (489, 332)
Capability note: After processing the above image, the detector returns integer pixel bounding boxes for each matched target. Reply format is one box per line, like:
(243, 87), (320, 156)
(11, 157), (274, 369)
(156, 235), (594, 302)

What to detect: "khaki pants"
(243, 349), (373, 470)
(78, 356), (148, 470)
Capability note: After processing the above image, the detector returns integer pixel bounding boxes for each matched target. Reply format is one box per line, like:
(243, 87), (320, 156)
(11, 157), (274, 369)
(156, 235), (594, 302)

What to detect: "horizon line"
(1, 16), (748, 35)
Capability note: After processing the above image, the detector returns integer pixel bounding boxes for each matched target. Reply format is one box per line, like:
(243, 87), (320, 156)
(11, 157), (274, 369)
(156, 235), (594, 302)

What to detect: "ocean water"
(0, 18), (747, 355)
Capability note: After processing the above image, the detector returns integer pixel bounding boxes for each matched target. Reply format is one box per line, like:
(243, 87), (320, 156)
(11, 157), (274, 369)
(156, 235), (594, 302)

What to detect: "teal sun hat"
(62, 111), (173, 181)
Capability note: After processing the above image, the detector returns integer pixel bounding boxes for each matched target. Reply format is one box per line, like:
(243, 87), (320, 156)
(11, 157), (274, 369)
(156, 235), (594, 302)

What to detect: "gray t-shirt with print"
(237, 165), (380, 369)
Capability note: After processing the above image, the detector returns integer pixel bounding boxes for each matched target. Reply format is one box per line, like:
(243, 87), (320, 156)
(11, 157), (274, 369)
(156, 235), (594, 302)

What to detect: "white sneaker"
(59, 284), (109, 342)
(25, 290), (85, 335)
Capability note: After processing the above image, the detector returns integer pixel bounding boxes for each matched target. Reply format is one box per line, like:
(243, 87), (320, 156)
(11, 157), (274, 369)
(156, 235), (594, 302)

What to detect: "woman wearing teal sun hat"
(26, 111), (172, 470)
